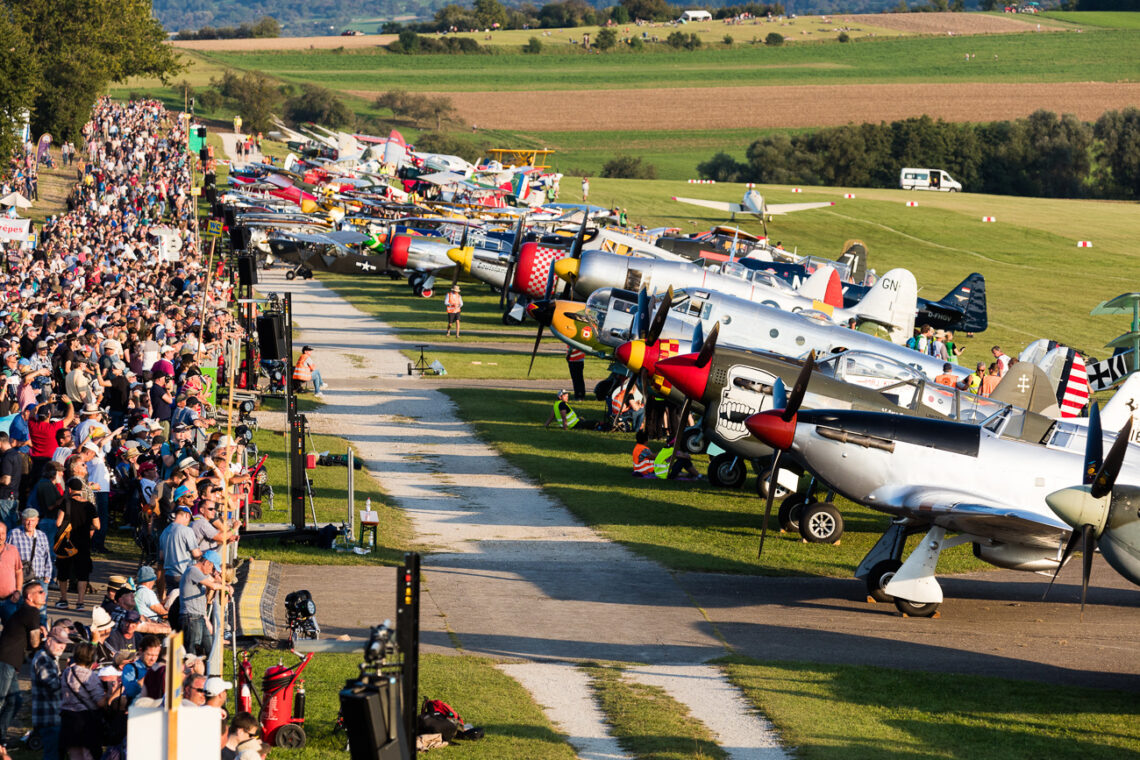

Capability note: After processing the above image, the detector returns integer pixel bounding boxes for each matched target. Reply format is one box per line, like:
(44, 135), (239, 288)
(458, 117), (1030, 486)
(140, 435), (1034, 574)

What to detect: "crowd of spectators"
(0, 98), (262, 759)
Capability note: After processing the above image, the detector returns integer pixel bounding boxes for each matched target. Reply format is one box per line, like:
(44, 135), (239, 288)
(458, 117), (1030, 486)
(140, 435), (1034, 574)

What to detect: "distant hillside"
(153, 0), (936, 35)
(152, 0), (449, 34)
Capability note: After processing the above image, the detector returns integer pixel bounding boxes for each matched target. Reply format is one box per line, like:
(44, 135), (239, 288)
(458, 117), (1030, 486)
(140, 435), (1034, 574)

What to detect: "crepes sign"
(0, 218), (30, 242)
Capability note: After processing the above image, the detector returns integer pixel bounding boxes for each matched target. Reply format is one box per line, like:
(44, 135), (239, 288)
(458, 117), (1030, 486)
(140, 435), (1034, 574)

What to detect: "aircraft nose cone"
(744, 409), (797, 451)
(446, 246), (473, 272)
(642, 341), (662, 375)
(617, 340), (644, 372)
(389, 235), (411, 268)
(527, 300), (556, 327)
(554, 257), (579, 283)
(656, 353), (711, 401)
(1045, 486), (1109, 535)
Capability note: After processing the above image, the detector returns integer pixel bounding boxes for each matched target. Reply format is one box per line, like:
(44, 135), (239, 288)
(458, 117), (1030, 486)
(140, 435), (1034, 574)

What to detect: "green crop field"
(1041, 10), (1140, 30)
(193, 29), (1140, 92)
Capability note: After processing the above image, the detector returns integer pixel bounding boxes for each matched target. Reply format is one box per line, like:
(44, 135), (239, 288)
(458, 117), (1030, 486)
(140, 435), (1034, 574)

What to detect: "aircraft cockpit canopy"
(816, 351), (925, 390)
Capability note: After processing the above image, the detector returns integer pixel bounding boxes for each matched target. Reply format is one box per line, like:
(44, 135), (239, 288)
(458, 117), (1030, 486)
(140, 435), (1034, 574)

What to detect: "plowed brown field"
(842, 11), (1049, 35)
(363, 82), (1140, 131)
(171, 34), (394, 51)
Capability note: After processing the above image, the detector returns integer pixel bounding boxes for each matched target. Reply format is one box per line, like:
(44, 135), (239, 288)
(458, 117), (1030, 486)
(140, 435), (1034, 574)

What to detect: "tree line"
(696, 110), (1140, 200)
(0, 0), (179, 158)
(175, 17), (281, 40)
(392, 0), (783, 34)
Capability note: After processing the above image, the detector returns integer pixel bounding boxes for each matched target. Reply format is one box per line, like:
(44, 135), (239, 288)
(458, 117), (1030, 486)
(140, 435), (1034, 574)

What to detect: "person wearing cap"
(934, 362), (957, 387)
(180, 553), (232, 656)
(152, 344), (177, 378)
(105, 608), (142, 656)
(89, 605), (117, 663)
(204, 675), (232, 710)
(31, 623), (70, 758)
(149, 373), (174, 436)
(10, 509), (50, 601)
(55, 476), (99, 611)
(158, 505), (200, 601)
(193, 487), (237, 553)
(444, 284), (463, 338)
(104, 360), (131, 430)
(544, 389), (590, 431)
(81, 435), (112, 554)
(0, 580), (48, 745)
(292, 344), (326, 398)
(133, 566), (170, 629)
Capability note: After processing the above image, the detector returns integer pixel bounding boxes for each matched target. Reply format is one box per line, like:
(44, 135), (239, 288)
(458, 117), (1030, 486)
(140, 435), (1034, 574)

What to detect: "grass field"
(195, 30), (1140, 93)
(1041, 10), (1140, 29)
(720, 656), (1140, 759)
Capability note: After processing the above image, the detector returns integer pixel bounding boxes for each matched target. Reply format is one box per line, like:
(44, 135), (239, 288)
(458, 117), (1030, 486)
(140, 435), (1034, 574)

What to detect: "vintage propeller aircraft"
(740, 388), (1140, 617)
(553, 251), (920, 343)
(672, 188), (835, 233)
(538, 285), (971, 386)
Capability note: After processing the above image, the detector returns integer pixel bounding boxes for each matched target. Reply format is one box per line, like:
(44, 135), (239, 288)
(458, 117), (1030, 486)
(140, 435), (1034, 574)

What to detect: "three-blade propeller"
(1043, 402), (1133, 619)
(757, 352), (814, 557)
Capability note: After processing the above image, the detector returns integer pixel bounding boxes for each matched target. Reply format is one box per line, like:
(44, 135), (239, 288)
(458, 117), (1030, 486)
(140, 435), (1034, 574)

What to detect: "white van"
(899, 168), (962, 192)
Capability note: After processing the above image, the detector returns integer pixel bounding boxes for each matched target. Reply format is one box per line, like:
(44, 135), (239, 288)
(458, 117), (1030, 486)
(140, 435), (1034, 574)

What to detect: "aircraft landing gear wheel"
(274, 723), (306, 749)
(285, 270), (296, 280)
(777, 495), (808, 533)
(757, 469), (792, 500)
(502, 312), (523, 326)
(798, 502), (843, 543)
(407, 362), (414, 375)
(894, 597), (939, 618)
(708, 454), (746, 489)
(865, 559), (902, 603)
(679, 426), (705, 455)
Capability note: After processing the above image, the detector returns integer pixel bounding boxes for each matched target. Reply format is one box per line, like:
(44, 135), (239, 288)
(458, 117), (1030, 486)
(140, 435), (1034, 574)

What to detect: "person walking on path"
(566, 346), (585, 401)
(581, 177), (590, 203)
(444, 286), (463, 338)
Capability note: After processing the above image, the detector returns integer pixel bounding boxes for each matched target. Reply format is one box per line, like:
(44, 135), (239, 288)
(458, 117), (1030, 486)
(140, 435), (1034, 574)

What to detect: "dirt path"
(343, 81), (1140, 131)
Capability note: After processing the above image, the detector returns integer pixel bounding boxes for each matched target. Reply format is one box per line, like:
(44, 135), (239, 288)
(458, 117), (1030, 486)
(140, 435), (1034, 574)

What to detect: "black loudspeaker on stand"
(237, 255), (258, 287)
(257, 314), (287, 360)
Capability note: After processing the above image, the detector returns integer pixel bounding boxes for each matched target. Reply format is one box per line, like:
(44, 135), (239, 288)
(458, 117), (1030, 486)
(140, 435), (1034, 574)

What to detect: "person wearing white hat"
(204, 676), (232, 709)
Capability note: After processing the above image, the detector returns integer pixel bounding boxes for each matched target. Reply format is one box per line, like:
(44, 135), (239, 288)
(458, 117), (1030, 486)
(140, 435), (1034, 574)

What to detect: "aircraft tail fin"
(838, 239), (868, 284)
(1056, 350), (1090, 419)
(991, 363), (1062, 417)
(1102, 373), (1140, 430)
(852, 268), (917, 344)
(938, 273), (988, 333)
(798, 265), (843, 308)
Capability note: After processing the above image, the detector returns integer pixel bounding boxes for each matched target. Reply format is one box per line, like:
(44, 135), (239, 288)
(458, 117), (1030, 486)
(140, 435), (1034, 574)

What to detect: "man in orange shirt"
(981, 364), (1002, 396)
(444, 286), (463, 337)
(933, 363), (957, 387)
(0, 524), (23, 622)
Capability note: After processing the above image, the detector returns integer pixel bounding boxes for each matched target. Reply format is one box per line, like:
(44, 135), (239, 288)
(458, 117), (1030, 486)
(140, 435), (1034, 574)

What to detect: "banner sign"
(0, 218), (30, 242)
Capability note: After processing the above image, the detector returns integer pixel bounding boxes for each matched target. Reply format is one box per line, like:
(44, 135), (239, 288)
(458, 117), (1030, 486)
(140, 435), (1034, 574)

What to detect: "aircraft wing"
(671, 197), (746, 214)
(878, 487), (1070, 547)
(765, 201), (836, 215)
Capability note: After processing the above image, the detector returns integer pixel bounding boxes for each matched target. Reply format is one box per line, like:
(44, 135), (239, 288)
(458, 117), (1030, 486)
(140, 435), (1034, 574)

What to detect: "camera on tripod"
(284, 590), (320, 642)
(339, 621), (411, 760)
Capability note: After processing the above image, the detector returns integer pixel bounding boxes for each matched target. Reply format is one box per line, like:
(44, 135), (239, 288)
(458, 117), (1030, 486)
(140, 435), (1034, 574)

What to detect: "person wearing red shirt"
(28, 398), (75, 484)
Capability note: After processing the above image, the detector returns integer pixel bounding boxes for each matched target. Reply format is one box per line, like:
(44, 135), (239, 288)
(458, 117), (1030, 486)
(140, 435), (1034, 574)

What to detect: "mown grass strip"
(226, 651), (579, 759)
(584, 662), (728, 760)
(717, 655), (1140, 760)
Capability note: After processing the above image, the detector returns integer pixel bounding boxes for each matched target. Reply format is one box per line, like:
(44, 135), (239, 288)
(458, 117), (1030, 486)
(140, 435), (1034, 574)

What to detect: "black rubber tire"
(274, 723), (306, 749)
(894, 598), (940, 618)
(285, 270), (296, 280)
(798, 502), (844, 543)
(679, 426), (705, 455)
(502, 312), (524, 326)
(777, 495), (808, 533)
(708, 454), (746, 490)
(865, 558), (903, 603)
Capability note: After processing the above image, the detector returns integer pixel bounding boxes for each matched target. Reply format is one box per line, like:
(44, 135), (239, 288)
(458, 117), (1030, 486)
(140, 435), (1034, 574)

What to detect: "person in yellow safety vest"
(444, 285), (463, 337)
(958, 361), (985, 394)
(545, 390), (579, 430)
(292, 345), (326, 397)
(632, 430), (655, 477)
(654, 439), (702, 480)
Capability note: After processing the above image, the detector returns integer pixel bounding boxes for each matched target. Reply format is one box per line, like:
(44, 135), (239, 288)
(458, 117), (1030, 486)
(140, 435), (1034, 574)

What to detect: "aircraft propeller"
(1043, 404), (1134, 619)
(561, 212), (590, 299)
(666, 321), (719, 462)
(450, 224), (469, 288)
(616, 287), (674, 422)
(500, 215), (526, 310)
(754, 351), (815, 556)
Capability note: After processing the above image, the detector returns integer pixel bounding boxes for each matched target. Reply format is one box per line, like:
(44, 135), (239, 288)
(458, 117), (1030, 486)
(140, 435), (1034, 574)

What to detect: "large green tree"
(0, 10), (38, 162)
(7, 0), (181, 141)
(1094, 108), (1140, 199)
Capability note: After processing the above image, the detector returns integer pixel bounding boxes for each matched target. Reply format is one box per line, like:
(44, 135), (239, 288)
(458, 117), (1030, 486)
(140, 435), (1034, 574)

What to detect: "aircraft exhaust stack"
(744, 410), (797, 451)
